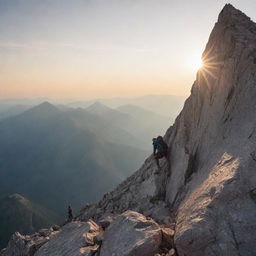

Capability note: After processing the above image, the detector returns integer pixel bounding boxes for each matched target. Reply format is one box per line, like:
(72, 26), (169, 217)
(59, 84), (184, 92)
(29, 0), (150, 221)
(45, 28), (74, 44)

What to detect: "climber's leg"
(154, 152), (164, 174)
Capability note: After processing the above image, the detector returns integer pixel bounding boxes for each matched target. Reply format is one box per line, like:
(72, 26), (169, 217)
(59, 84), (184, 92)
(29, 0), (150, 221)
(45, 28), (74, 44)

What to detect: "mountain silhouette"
(0, 194), (59, 249)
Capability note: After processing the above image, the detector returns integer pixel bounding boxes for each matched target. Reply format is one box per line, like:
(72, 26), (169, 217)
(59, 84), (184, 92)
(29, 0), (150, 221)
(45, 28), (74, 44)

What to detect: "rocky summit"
(2, 4), (256, 256)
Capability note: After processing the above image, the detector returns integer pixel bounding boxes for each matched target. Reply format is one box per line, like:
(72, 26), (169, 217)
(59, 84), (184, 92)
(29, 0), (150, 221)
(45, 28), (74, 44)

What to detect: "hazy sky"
(0, 0), (255, 99)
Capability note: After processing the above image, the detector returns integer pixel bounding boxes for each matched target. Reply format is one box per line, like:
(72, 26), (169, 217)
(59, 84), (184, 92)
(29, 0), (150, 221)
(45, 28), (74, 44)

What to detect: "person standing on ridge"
(152, 136), (168, 173)
(68, 205), (74, 222)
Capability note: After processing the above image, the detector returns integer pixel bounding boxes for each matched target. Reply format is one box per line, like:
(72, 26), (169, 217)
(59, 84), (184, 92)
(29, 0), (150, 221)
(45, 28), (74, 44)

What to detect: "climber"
(68, 205), (74, 222)
(152, 136), (168, 172)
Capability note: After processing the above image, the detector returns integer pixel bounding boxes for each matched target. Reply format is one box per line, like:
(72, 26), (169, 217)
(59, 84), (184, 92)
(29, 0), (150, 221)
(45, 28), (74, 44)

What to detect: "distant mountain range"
(84, 102), (171, 147)
(0, 193), (59, 249)
(0, 102), (148, 217)
(0, 104), (31, 120)
(116, 104), (171, 144)
(67, 94), (186, 118)
(0, 94), (185, 122)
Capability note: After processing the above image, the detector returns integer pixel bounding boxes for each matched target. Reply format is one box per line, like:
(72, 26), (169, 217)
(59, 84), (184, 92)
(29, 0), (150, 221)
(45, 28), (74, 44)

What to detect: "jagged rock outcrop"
(34, 221), (101, 256)
(0, 229), (58, 256)
(2, 3), (256, 256)
(1, 213), (175, 256)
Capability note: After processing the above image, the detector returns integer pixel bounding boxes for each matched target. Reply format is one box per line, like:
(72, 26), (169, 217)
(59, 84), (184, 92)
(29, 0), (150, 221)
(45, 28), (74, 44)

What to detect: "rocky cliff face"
(2, 4), (256, 256)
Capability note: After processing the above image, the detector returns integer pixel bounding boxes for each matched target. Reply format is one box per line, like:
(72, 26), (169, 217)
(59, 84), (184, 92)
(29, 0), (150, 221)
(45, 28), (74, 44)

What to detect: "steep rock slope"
(79, 4), (256, 255)
(166, 5), (256, 255)
(2, 4), (256, 256)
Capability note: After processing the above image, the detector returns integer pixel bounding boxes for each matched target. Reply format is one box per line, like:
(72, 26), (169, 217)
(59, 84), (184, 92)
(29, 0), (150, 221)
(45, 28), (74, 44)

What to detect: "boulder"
(143, 201), (174, 227)
(100, 211), (162, 256)
(35, 221), (101, 256)
(1, 232), (50, 256)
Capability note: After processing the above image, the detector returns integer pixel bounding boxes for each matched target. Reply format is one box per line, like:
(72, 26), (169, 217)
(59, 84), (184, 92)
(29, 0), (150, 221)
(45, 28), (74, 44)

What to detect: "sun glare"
(186, 54), (203, 72)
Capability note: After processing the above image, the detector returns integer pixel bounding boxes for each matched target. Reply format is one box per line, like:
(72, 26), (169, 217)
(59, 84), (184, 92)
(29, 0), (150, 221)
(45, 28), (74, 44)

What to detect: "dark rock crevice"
(184, 150), (199, 184)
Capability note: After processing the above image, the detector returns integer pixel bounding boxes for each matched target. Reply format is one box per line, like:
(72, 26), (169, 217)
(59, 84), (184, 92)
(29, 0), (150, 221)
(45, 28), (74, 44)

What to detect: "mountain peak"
(86, 101), (112, 114)
(37, 101), (58, 110)
(218, 3), (253, 25)
(2, 194), (31, 208)
(201, 4), (256, 77)
(24, 101), (60, 116)
(222, 3), (239, 12)
(4, 193), (26, 202)
(89, 101), (106, 108)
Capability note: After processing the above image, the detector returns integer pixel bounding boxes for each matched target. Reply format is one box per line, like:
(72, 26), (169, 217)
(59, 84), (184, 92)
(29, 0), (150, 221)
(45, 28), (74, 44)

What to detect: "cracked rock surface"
(100, 211), (162, 256)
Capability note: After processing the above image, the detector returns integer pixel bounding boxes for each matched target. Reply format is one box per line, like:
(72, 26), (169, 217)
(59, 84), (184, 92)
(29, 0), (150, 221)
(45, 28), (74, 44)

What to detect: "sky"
(0, 0), (256, 100)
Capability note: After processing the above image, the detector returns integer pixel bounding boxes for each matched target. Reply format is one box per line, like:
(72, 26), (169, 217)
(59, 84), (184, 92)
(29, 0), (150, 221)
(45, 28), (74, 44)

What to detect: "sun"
(185, 53), (203, 72)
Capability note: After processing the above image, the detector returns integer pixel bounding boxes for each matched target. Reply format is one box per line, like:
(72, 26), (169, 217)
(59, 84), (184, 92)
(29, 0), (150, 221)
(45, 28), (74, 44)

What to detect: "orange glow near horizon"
(0, 53), (195, 99)
(0, 76), (191, 99)
(1, 0), (231, 100)
(2, 1), (256, 100)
